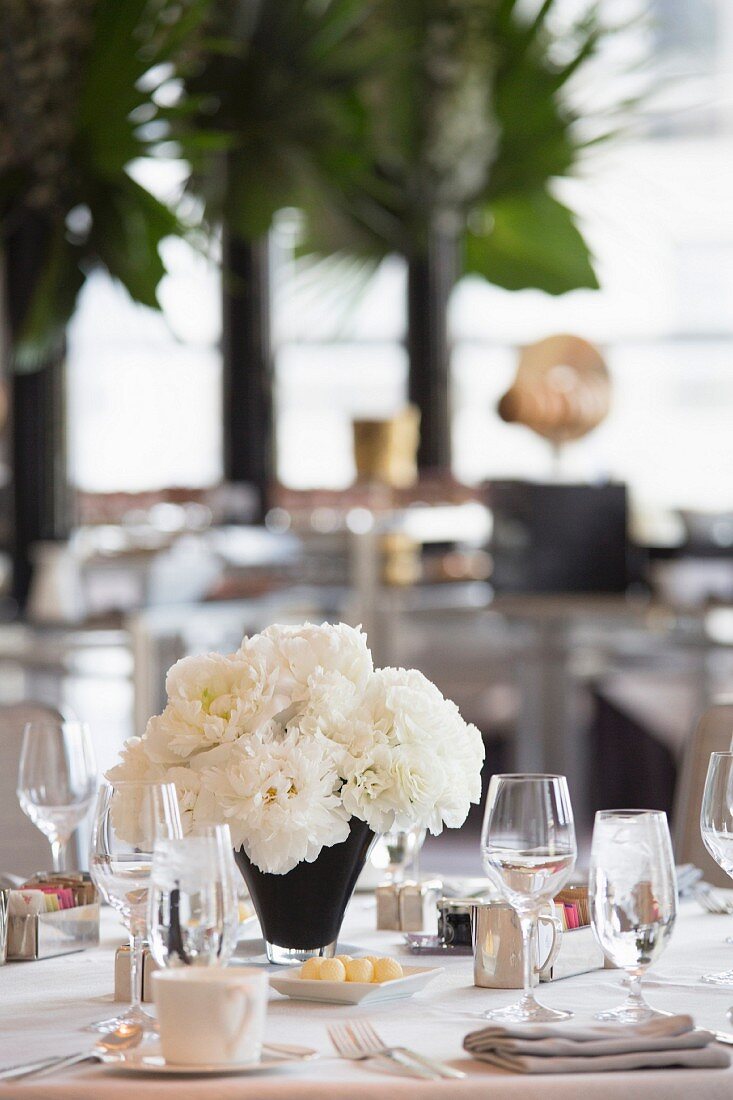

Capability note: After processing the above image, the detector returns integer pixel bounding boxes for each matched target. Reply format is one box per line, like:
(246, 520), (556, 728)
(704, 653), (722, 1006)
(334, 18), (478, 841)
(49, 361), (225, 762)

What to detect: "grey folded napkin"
(463, 1014), (731, 1074)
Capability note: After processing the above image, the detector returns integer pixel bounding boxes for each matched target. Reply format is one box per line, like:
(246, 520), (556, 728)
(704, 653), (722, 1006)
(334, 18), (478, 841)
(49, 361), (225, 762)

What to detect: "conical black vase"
(234, 819), (375, 964)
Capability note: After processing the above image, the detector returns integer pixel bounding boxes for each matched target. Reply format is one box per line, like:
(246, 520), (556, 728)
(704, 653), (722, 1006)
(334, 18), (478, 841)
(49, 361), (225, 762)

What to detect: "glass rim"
(709, 751), (733, 758)
(594, 808), (667, 818)
(489, 773), (568, 781)
(100, 777), (179, 789)
(23, 719), (90, 732)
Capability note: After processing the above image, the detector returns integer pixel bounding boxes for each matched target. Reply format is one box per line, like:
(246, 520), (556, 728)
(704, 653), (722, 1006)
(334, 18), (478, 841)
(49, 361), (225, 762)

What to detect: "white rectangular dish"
(269, 964), (442, 1005)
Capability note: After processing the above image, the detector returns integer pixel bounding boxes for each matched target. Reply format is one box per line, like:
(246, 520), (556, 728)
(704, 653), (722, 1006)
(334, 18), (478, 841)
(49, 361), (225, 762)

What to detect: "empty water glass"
(148, 825), (239, 969)
(590, 809), (677, 1022)
(700, 752), (733, 985)
(480, 773), (577, 1022)
(17, 720), (97, 871)
(89, 779), (182, 1033)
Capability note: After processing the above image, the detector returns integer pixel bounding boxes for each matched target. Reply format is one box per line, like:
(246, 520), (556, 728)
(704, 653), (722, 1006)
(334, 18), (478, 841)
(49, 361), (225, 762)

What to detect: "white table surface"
(2, 895), (733, 1098)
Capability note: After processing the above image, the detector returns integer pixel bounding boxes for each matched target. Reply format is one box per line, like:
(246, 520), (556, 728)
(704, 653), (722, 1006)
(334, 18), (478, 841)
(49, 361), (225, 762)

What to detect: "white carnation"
(342, 667), (484, 835)
(200, 729), (350, 874)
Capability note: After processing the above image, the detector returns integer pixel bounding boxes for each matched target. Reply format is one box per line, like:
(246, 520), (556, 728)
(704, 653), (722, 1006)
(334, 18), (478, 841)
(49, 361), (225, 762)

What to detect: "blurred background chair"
(673, 700), (733, 888)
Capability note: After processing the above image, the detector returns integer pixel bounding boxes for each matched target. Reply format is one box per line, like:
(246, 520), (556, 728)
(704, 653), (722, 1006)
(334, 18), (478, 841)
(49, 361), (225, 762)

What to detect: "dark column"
(221, 230), (275, 520)
(3, 214), (71, 607)
(406, 224), (459, 471)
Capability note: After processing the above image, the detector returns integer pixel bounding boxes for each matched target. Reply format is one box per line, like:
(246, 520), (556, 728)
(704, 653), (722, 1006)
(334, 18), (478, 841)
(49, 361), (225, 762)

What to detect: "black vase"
(234, 818), (375, 964)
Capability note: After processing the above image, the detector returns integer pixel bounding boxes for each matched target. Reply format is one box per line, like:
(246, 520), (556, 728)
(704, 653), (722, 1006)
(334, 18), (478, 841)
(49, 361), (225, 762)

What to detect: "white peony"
(200, 729), (350, 874)
(145, 651), (282, 762)
(249, 622), (373, 703)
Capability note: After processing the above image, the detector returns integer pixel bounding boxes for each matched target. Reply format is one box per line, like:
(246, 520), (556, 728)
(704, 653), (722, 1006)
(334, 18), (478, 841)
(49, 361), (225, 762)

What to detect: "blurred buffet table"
(4, 499), (733, 827)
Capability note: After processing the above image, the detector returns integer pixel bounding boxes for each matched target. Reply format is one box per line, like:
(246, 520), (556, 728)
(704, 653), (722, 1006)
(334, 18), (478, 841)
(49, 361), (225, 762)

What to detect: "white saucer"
(106, 1051), (310, 1076)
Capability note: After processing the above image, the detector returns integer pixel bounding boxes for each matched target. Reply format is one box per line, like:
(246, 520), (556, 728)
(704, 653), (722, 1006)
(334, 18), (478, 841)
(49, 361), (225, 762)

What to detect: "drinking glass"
(89, 779), (182, 1033)
(382, 825), (427, 884)
(701, 752), (733, 985)
(148, 825), (239, 969)
(480, 774), (577, 1022)
(17, 720), (97, 871)
(589, 809), (677, 1022)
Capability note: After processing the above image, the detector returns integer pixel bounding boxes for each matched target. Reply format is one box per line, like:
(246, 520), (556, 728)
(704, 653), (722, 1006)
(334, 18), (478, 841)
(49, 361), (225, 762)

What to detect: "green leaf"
(87, 174), (180, 308)
(464, 190), (598, 295)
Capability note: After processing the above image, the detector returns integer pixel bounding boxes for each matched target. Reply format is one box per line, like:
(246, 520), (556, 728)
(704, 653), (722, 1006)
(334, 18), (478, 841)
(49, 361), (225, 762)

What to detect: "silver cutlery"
(694, 883), (733, 915)
(329, 1021), (464, 1080)
(0, 1023), (144, 1081)
(0, 1037), (317, 1081)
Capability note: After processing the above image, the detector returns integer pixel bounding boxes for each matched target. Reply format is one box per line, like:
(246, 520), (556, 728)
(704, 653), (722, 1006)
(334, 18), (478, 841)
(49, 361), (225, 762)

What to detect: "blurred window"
(67, 0), (733, 511)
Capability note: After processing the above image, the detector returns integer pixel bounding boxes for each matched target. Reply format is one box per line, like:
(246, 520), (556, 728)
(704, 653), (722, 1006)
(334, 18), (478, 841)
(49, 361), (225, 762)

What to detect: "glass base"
(483, 994), (572, 1024)
(702, 969), (733, 987)
(266, 941), (336, 965)
(595, 1001), (668, 1023)
(87, 1004), (157, 1035)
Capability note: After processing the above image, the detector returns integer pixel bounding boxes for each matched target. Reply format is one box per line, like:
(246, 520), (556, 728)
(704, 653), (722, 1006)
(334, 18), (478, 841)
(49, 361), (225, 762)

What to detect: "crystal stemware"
(701, 752), (733, 985)
(89, 779), (182, 1033)
(381, 825), (427, 885)
(17, 719), (97, 871)
(589, 809), (677, 1021)
(148, 824), (239, 969)
(480, 773), (577, 1022)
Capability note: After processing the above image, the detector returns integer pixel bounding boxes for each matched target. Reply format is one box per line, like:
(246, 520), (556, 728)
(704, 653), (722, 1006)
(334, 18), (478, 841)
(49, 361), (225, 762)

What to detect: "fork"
(329, 1021), (465, 1080)
(694, 883), (733, 915)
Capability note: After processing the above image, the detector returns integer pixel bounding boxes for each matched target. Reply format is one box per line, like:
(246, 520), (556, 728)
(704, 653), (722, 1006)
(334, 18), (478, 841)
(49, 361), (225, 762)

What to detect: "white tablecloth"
(2, 896), (733, 1098)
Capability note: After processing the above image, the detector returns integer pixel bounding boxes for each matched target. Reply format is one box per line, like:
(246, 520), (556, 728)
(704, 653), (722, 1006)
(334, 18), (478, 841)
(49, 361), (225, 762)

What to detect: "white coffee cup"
(152, 968), (268, 1067)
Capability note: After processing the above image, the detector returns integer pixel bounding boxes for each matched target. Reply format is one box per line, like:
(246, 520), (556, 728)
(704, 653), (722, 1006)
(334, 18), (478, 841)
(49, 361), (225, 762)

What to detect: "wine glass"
(381, 825), (427, 884)
(89, 779), (182, 1033)
(480, 774), (577, 1022)
(148, 824), (239, 969)
(17, 720), (97, 871)
(589, 809), (677, 1021)
(701, 752), (733, 984)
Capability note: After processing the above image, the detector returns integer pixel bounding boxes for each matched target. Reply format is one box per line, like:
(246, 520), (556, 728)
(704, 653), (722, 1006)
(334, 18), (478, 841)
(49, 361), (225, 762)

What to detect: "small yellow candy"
(345, 958), (374, 983)
(318, 958), (347, 982)
(372, 957), (404, 983)
(334, 954), (353, 965)
(300, 957), (325, 980)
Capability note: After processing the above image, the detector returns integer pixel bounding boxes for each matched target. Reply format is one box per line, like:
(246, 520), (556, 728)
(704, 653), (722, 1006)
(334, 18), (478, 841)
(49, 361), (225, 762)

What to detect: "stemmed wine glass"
(589, 809), (677, 1021)
(480, 774), (577, 1022)
(148, 824), (239, 969)
(381, 825), (427, 885)
(89, 779), (182, 1033)
(17, 720), (97, 871)
(700, 752), (733, 985)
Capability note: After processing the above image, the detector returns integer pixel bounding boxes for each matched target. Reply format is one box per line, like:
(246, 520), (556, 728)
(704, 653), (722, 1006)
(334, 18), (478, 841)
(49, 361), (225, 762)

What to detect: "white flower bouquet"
(108, 622), (485, 875)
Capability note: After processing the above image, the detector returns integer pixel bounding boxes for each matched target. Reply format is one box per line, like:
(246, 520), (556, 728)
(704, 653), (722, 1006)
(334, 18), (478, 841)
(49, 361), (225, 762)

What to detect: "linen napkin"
(463, 1014), (731, 1074)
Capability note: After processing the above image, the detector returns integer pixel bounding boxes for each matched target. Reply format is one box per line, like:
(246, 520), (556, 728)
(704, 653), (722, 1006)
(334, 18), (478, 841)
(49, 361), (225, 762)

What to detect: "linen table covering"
(1, 897), (733, 1098)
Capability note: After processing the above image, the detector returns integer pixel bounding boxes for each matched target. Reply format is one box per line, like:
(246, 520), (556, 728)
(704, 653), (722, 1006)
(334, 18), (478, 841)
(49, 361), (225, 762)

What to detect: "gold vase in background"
(352, 406), (421, 489)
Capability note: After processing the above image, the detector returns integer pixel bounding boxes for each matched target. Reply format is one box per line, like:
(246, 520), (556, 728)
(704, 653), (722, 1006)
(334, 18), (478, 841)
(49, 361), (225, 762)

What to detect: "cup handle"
(537, 911), (563, 973)
(223, 988), (254, 1059)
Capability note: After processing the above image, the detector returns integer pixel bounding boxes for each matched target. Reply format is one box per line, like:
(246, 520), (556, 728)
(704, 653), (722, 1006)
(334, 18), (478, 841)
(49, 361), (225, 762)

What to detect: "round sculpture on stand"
(497, 334), (611, 465)
(234, 820), (375, 964)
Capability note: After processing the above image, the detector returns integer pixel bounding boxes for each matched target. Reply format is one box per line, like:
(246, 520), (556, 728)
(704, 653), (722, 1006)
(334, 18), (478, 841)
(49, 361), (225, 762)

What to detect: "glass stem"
(130, 929), (145, 1010)
(626, 968), (646, 1007)
(519, 912), (538, 1003)
(50, 838), (67, 873)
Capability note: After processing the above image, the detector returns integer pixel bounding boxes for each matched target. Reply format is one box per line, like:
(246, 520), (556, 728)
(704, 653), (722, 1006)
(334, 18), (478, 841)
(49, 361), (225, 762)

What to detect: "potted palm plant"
(0, 0), (207, 600)
(184, 0), (624, 479)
